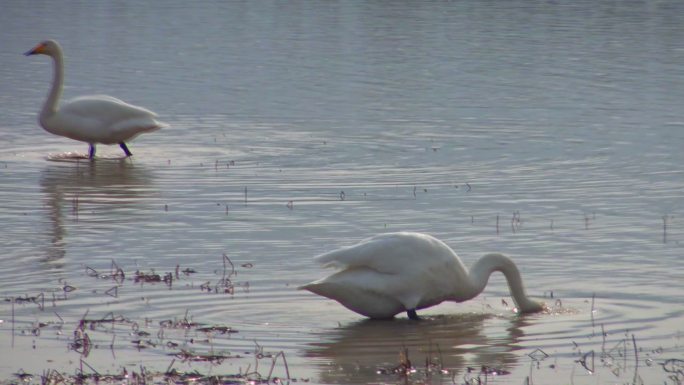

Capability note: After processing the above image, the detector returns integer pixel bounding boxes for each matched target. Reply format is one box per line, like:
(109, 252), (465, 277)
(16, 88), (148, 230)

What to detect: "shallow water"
(1, 1), (684, 384)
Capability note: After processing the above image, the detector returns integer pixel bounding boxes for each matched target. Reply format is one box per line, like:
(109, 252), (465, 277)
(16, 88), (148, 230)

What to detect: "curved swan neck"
(42, 46), (64, 118)
(468, 253), (542, 313)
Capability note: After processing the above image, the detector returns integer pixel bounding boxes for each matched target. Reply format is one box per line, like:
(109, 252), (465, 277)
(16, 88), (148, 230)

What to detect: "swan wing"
(62, 95), (157, 120)
(314, 232), (458, 275)
(54, 95), (167, 143)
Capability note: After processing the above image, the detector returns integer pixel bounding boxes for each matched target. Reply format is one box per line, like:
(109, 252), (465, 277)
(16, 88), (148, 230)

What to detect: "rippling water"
(1, 1), (684, 384)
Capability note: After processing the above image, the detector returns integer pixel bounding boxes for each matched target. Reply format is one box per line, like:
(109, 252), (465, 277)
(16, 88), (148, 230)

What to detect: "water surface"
(1, 1), (683, 384)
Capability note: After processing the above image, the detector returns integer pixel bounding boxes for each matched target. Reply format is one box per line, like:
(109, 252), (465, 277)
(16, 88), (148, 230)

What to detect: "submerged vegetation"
(1, 254), (310, 385)
(2, 251), (682, 385)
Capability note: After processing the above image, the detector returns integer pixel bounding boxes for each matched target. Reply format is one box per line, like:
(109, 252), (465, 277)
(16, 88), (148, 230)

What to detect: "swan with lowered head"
(25, 40), (167, 159)
(300, 232), (544, 320)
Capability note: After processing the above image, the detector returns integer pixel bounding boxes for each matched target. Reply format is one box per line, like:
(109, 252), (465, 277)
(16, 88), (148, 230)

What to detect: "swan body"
(25, 40), (167, 158)
(299, 232), (544, 319)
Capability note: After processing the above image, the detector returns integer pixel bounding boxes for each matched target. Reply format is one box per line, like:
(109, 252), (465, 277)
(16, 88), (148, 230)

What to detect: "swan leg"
(119, 142), (133, 157)
(88, 144), (96, 159)
(407, 309), (420, 320)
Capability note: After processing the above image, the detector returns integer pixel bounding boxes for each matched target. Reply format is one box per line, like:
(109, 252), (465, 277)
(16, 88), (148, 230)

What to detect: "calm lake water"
(1, 1), (683, 384)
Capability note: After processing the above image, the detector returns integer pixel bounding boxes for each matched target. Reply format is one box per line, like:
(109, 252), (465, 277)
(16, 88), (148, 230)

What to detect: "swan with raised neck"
(25, 39), (166, 159)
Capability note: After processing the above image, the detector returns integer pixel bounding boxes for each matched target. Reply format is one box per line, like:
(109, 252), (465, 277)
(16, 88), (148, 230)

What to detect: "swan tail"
(105, 119), (166, 143)
(297, 283), (312, 290)
(313, 248), (353, 268)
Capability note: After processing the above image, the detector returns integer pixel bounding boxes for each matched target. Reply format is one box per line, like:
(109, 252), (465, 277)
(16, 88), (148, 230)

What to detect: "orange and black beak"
(25, 43), (45, 56)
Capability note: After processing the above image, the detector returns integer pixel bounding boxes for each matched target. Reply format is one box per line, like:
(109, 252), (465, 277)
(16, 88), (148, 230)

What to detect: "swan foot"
(88, 144), (96, 159)
(407, 309), (420, 320)
(119, 142), (133, 157)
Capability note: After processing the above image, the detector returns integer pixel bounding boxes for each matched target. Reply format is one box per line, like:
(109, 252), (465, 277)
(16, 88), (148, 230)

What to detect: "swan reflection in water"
(40, 159), (155, 265)
(304, 313), (534, 384)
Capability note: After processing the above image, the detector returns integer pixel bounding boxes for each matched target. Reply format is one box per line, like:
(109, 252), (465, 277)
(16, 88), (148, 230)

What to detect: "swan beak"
(24, 43), (45, 56)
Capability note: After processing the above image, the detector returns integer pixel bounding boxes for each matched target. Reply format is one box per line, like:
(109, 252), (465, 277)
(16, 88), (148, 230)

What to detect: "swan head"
(24, 40), (61, 57)
(515, 299), (546, 314)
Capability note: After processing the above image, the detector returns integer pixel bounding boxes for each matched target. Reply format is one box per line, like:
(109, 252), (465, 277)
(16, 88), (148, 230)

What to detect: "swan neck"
(468, 253), (541, 313)
(42, 48), (64, 117)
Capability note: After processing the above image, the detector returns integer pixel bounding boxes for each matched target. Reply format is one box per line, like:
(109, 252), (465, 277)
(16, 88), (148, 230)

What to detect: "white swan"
(25, 40), (167, 159)
(300, 232), (544, 319)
